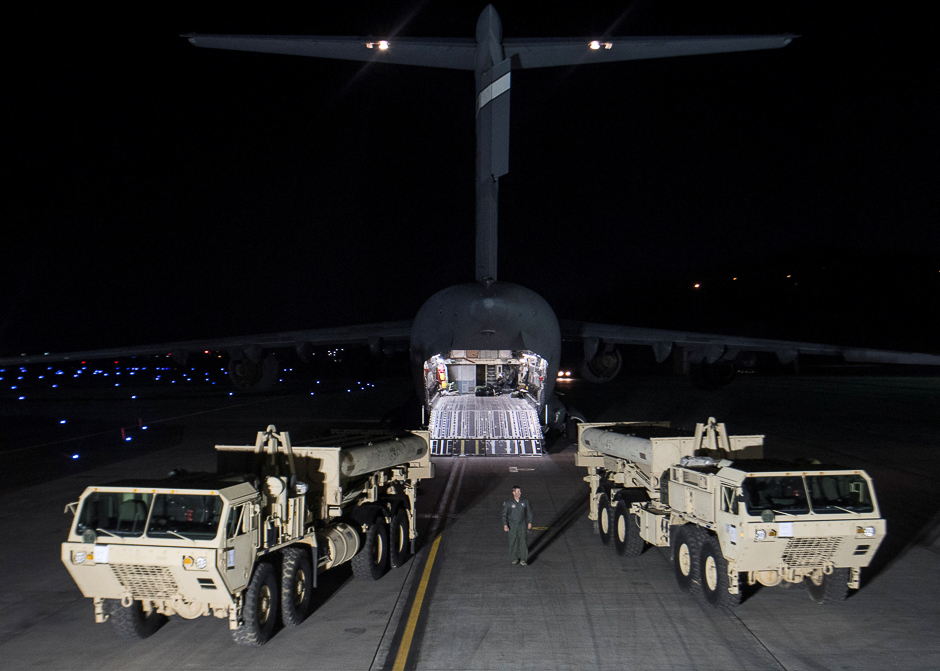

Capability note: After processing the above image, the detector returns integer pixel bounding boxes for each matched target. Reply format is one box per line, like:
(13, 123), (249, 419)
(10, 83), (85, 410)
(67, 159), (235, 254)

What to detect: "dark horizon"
(5, 2), (937, 357)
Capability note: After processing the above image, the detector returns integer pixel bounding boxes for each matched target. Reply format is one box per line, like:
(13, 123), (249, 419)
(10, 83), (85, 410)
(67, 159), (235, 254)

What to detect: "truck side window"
(226, 505), (244, 539)
(720, 486), (738, 514)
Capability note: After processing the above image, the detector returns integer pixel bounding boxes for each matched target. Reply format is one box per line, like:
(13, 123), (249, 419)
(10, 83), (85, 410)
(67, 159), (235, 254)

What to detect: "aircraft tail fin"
(186, 9), (796, 287)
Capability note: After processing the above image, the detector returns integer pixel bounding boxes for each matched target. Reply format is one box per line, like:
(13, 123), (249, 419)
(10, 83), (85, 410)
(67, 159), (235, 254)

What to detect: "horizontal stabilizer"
(185, 34), (477, 70)
(504, 34), (797, 69)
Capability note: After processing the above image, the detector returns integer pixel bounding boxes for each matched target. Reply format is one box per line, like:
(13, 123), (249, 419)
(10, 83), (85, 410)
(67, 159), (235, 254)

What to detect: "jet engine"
(579, 347), (622, 384)
(228, 353), (279, 391)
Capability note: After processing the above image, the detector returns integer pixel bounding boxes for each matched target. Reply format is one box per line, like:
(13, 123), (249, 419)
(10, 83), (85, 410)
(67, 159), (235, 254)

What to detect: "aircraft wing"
(184, 33), (795, 71)
(0, 320), (413, 366)
(559, 320), (940, 367)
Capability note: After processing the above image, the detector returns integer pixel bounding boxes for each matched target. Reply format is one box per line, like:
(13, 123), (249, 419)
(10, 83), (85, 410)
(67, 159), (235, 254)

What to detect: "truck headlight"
(73, 550), (88, 564)
(183, 555), (208, 570)
(861, 526), (876, 537)
(754, 529), (766, 541)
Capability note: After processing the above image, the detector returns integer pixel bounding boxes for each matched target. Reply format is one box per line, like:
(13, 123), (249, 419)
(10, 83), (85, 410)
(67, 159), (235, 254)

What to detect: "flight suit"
(502, 497), (533, 563)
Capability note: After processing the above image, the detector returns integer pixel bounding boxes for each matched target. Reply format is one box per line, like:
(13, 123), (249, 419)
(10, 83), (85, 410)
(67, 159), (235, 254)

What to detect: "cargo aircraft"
(4, 7), (938, 455)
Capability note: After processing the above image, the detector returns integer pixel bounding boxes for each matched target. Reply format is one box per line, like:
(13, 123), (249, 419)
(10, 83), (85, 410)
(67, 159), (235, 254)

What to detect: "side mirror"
(64, 501), (78, 516)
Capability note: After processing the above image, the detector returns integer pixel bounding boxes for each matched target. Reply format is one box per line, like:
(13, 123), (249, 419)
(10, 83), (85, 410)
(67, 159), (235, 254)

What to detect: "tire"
(700, 535), (741, 608)
(806, 567), (851, 604)
(597, 493), (613, 546)
(280, 546), (312, 627)
(389, 508), (410, 569)
(107, 599), (167, 640)
(671, 525), (704, 594)
(613, 500), (645, 557)
(352, 515), (389, 580)
(233, 562), (279, 646)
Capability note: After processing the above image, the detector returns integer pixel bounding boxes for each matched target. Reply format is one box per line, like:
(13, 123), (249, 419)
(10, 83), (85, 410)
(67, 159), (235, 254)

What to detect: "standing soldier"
(502, 486), (533, 565)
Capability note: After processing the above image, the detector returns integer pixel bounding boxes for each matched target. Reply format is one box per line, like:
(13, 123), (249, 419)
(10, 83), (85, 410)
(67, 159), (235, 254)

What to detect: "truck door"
(716, 482), (741, 560)
(221, 501), (258, 593)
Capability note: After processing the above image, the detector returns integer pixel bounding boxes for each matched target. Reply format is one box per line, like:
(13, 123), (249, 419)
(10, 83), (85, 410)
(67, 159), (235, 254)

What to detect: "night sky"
(5, 2), (937, 357)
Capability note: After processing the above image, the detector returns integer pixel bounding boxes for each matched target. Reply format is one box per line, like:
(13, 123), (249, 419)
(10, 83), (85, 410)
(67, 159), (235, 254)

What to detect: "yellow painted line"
(392, 534), (443, 671)
(531, 526), (549, 530)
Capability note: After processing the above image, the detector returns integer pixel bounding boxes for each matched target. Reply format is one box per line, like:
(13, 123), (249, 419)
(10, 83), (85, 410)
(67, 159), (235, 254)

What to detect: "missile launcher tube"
(340, 434), (429, 478)
(580, 427), (654, 467)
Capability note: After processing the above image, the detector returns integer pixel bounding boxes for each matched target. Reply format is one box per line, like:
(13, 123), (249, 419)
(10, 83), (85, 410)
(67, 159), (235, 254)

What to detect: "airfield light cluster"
(589, 41), (613, 50)
(365, 40), (389, 50)
(6, 352), (379, 465)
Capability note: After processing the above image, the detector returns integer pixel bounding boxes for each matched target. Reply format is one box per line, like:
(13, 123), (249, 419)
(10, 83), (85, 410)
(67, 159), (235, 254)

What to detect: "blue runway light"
(125, 436), (132, 441)
(142, 425), (148, 430)
(72, 454), (79, 459)
(18, 396), (25, 400)
(131, 395), (137, 399)
(60, 420), (66, 424)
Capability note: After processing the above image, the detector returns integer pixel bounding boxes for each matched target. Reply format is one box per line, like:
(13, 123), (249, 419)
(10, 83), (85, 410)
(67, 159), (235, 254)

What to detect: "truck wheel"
(233, 562), (279, 646)
(613, 501), (645, 557)
(700, 535), (741, 608)
(389, 509), (410, 569)
(598, 494), (613, 546)
(352, 516), (389, 580)
(280, 547), (312, 626)
(806, 567), (851, 604)
(671, 525), (704, 594)
(106, 599), (167, 640)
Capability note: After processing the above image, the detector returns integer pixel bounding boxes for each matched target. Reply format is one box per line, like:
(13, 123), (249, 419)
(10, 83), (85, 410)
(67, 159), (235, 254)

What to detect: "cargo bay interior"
(423, 350), (547, 456)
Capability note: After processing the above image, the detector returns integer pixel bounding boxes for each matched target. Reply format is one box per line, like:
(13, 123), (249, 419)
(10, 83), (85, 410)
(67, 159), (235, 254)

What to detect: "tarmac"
(1, 372), (938, 669)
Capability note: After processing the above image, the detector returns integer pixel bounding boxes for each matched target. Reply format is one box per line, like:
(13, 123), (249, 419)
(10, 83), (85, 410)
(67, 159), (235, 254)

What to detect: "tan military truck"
(61, 426), (434, 645)
(577, 417), (885, 607)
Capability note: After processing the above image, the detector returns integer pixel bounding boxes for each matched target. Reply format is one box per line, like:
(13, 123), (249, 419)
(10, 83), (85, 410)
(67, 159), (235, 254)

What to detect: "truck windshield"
(146, 494), (224, 540)
(806, 474), (875, 514)
(742, 476), (810, 515)
(76, 492), (154, 538)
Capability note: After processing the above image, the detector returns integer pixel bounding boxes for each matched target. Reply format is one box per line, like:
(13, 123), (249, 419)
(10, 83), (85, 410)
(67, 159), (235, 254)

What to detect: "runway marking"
(392, 535), (442, 671)
(390, 458), (465, 671)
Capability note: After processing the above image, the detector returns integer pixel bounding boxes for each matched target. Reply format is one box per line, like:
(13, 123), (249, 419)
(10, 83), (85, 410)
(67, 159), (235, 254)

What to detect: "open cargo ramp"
(429, 395), (543, 456)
